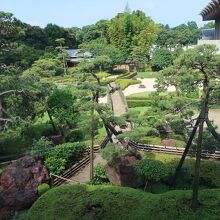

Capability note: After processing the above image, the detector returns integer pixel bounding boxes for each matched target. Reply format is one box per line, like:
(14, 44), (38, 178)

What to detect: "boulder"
(138, 84), (146, 88)
(105, 155), (144, 188)
(0, 155), (50, 212)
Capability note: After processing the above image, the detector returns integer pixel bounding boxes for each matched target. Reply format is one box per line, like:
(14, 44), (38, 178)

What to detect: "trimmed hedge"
(115, 79), (141, 90)
(29, 185), (220, 220)
(127, 99), (152, 108)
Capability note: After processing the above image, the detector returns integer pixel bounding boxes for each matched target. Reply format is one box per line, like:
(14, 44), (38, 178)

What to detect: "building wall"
(197, 39), (220, 54)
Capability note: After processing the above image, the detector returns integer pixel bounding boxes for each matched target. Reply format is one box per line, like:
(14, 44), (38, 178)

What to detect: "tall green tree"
(156, 44), (220, 209)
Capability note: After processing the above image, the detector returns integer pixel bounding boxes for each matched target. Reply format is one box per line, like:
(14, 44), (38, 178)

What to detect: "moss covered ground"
(29, 184), (220, 220)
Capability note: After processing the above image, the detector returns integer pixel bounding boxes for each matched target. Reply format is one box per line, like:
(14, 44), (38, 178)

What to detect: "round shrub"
(37, 183), (50, 196)
(150, 48), (173, 71)
(90, 164), (109, 185)
(134, 159), (167, 191)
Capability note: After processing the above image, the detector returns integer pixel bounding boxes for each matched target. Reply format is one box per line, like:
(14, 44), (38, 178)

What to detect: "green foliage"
(144, 152), (220, 188)
(108, 11), (159, 60)
(101, 144), (128, 165)
(31, 137), (54, 159)
(127, 99), (152, 108)
(37, 183), (50, 196)
(90, 164), (109, 185)
(139, 137), (162, 145)
(136, 71), (161, 78)
(150, 48), (173, 71)
(115, 79), (141, 90)
(156, 22), (201, 48)
(28, 185), (220, 220)
(23, 58), (63, 77)
(45, 157), (67, 175)
(134, 159), (167, 185)
(45, 142), (86, 175)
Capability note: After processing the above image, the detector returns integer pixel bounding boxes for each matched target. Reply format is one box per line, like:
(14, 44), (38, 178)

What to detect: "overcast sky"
(0, 0), (212, 28)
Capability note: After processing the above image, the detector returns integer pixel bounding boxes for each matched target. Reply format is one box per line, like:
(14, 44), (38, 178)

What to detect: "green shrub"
(0, 130), (31, 156)
(31, 137), (54, 159)
(45, 142), (86, 175)
(45, 157), (67, 175)
(96, 72), (111, 78)
(134, 159), (167, 191)
(115, 79), (141, 90)
(90, 164), (109, 185)
(65, 129), (84, 142)
(101, 144), (128, 165)
(28, 185), (220, 220)
(139, 137), (162, 145)
(112, 69), (128, 74)
(37, 183), (50, 196)
(144, 152), (220, 188)
(127, 99), (152, 108)
(150, 48), (173, 71)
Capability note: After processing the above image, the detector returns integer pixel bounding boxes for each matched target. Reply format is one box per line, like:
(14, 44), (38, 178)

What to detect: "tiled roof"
(200, 0), (220, 21)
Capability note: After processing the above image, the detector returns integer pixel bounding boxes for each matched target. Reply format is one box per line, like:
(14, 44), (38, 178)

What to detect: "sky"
(0, 0), (212, 28)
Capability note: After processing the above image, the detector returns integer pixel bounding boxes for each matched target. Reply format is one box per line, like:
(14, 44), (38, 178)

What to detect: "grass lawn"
(28, 184), (220, 220)
(129, 107), (149, 115)
(127, 91), (152, 98)
(136, 71), (161, 78)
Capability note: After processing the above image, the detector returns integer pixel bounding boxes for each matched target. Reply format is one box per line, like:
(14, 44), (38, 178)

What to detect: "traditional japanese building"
(198, 0), (220, 52)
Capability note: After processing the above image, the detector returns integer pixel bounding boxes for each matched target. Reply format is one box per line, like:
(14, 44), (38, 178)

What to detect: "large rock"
(0, 155), (50, 212)
(105, 155), (144, 188)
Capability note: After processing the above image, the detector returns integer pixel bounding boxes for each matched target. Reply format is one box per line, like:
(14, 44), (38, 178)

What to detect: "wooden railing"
(128, 141), (220, 161)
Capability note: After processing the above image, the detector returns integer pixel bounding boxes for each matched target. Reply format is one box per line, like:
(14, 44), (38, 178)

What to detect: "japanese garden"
(0, 1), (220, 219)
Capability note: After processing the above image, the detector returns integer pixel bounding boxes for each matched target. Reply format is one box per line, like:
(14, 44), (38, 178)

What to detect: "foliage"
(37, 183), (50, 196)
(134, 159), (167, 190)
(136, 71), (161, 78)
(156, 22), (201, 48)
(45, 142), (86, 175)
(144, 152), (220, 188)
(150, 48), (173, 71)
(115, 79), (141, 90)
(28, 185), (220, 220)
(101, 144), (128, 165)
(23, 58), (63, 77)
(139, 137), (162, 145)
(31, 137), (54, 159)
(90, 164), (109, 185)
(108, 10), (159, 60)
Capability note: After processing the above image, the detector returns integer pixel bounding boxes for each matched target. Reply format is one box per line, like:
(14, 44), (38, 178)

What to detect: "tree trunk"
(144, 180), (148, 192)
(206, 118), (220, 142)
(191, 119), (204, 210)
(47, 110), (57, 134)
(90, 102), (95, 180)
(172, 117), (200, 185)
(0, 97), (3, 131)
(191, 76), (209, 210)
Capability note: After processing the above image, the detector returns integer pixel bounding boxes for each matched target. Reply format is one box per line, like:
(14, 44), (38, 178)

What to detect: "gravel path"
(123, 78), (175, 96)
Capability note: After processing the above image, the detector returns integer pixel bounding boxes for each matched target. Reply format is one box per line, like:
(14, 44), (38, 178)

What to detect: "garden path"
(70, 153), (107, 184)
